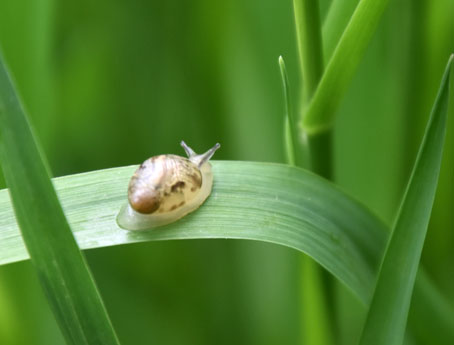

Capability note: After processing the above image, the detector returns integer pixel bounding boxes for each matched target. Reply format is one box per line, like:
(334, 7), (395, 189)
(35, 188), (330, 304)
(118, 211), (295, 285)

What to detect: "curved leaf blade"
(0, 161), (452, 344)
(1, 161), (386, 305)
(358, 55), (453, 345)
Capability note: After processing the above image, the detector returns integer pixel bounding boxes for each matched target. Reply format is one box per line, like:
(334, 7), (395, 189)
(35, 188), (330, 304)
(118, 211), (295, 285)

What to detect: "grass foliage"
(0, 53), (119, 345)
(0, 0), (453, 345)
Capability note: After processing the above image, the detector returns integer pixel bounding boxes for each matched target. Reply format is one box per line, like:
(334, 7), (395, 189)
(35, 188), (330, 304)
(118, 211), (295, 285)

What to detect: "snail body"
(117, 141), (220, 230)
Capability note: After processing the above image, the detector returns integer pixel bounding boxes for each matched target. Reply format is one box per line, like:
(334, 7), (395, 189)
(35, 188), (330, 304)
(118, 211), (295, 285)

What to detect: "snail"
(117, 141), (220, 230)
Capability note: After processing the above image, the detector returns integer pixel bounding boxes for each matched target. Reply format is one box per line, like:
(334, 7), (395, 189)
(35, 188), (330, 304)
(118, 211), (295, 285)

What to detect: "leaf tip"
(447, 54), (454, 71)
(278, 55), (286, 70)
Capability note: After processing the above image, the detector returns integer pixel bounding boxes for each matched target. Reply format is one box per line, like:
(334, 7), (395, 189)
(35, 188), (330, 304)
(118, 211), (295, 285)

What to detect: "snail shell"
(117, 141), (220, 230)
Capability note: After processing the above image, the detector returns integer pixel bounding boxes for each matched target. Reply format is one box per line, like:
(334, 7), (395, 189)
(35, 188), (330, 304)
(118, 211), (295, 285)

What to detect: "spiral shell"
(117, 141), (220, 230)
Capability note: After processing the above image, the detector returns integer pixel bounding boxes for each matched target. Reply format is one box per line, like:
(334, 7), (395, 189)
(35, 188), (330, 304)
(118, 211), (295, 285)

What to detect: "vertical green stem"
(292, 2), (333, 345)
(293, 0), (332, 179)
(305, 130), (333, 179)
(293, 0), (324, 103)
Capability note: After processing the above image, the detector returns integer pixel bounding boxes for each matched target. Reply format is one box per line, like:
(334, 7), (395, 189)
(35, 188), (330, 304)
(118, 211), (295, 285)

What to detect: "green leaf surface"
(0, 162), (452, 344)
(322, 0), (359, 61)
(358, 55), (453, 345)
(302, 0), (391, 133)
(0, 54), (120, 345)
(1, 161), (384, 304)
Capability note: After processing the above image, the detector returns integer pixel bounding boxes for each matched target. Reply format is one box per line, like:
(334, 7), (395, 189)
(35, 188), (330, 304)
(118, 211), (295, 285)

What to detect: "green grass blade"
(279, 56), (297, 166)
(1, 162), (385, 304)
(302, 0), (391, 134)
(0, 161), (452, 344)
(0, 54), (120, 344)
(358, 55), (453, 345)
(322, 0), (358, 61)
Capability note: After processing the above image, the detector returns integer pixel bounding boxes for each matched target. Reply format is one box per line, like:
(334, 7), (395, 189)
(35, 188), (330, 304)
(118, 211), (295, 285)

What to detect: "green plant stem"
(293, 0), (324, 104)
(291, 3), (334, 343)
(293, 0), (332, 178)
(300, 254), (333, 345)
(305, 129), (333, 179)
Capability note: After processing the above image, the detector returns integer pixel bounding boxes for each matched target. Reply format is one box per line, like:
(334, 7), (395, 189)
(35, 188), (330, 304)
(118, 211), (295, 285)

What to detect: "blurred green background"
(0, 0), (452, 344)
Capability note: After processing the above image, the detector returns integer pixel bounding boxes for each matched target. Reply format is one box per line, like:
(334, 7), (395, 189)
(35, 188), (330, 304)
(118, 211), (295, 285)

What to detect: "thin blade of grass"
(279, 56), (298, 166)
(0, 161), (452, 344)
(302, 0), (391, 134)
(0, 53), (120, 344)
(322, 0), (359, 61)
(358, 55), (453, 345)
(1, 161), (385, 304)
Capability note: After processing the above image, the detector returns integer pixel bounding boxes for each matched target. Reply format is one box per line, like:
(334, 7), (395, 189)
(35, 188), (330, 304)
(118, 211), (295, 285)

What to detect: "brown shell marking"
(128, 154), (203, 214)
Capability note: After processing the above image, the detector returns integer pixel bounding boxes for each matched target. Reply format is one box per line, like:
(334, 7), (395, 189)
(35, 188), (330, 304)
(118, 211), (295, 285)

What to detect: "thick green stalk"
(291, 2), (334, 344)
(304, 130), (333, 179)
(293, 0), (324, 103)
(293, 0), (331, 178)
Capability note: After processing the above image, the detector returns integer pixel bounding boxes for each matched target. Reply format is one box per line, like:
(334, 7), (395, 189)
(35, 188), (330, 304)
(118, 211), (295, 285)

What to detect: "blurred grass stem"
(292, 2), (334, 344)
(293, 0), (324, 104)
